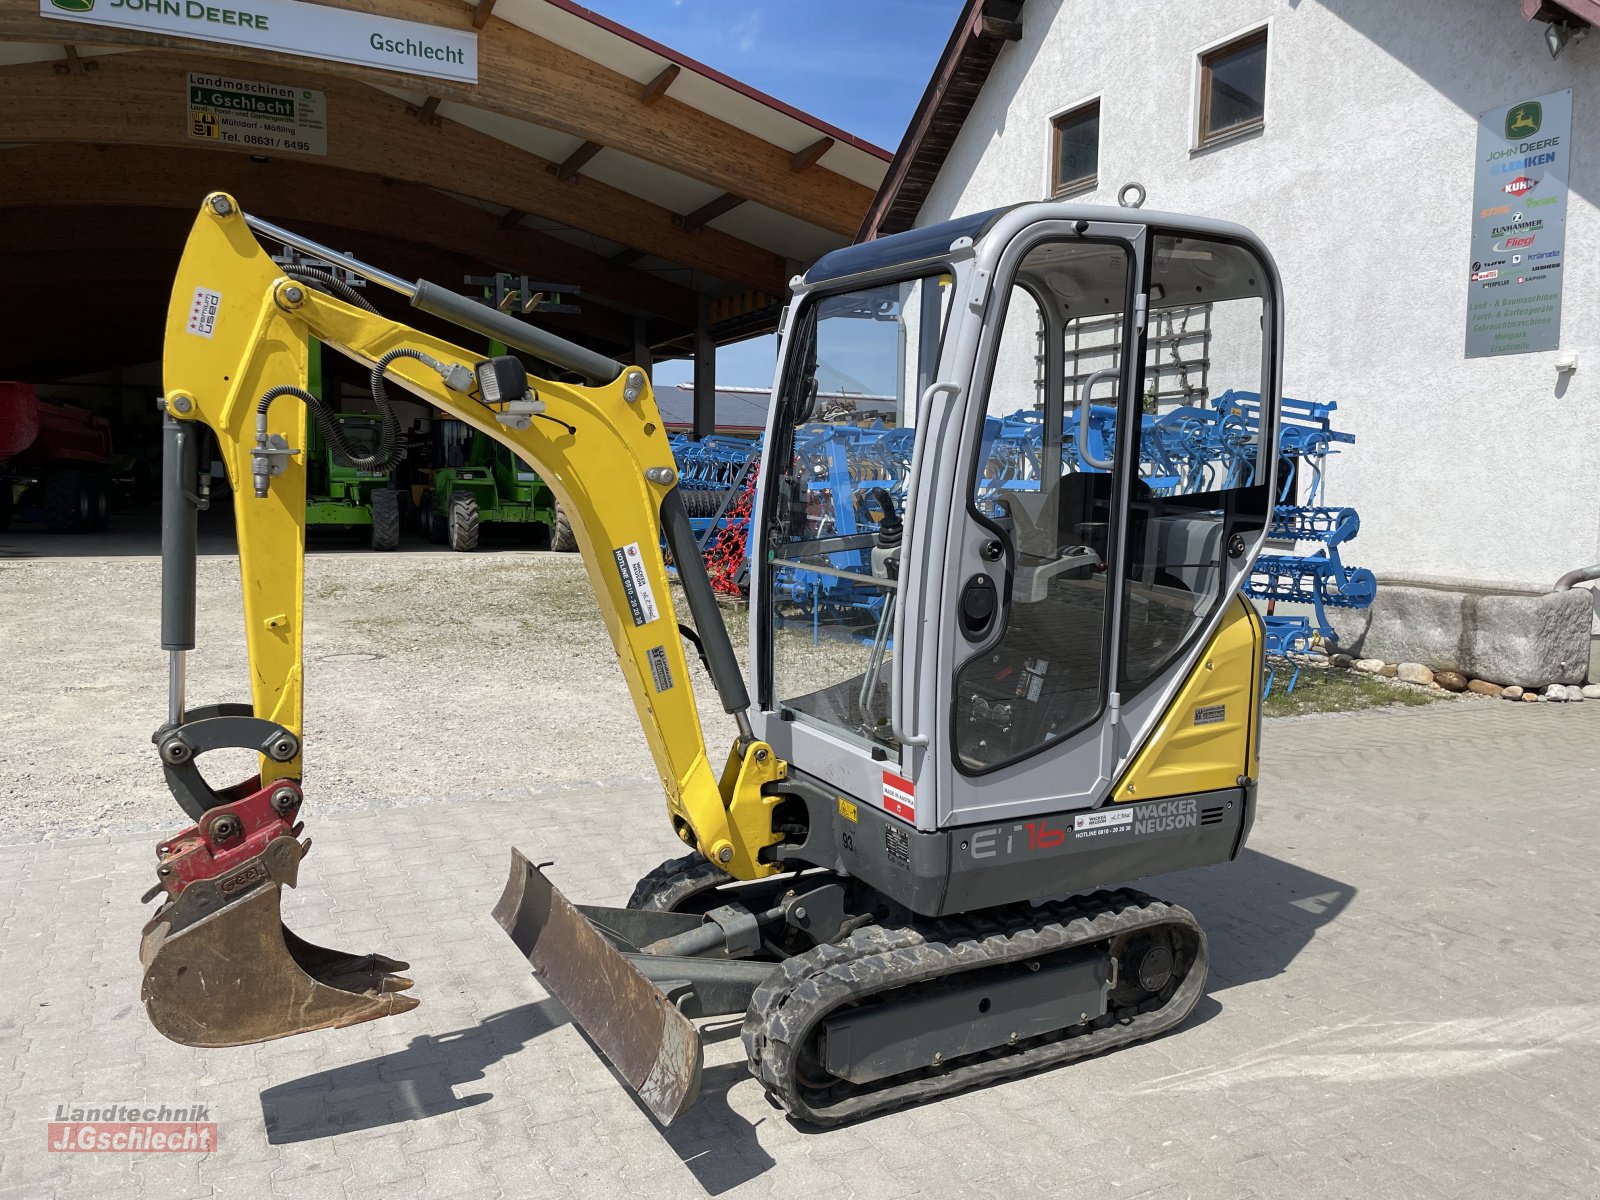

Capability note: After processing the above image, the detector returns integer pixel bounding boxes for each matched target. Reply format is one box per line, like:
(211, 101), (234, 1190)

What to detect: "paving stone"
(8, 702), (1600, 1199)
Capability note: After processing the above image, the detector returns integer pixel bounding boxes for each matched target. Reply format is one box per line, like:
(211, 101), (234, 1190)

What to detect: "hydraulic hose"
(284, 265), (377, 314)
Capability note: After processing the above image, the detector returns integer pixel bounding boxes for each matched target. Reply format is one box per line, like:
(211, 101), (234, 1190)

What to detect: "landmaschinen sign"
(187, 72), (327, 156)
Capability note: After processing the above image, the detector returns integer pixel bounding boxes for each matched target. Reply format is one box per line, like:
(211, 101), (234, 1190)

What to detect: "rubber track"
(624, 853), (730, 912)
(740, 888), (1207, 1126)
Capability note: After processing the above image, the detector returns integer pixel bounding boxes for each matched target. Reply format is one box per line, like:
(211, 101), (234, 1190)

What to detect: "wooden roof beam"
(548, 139), (602, 182)
(471, 0), (497, 29)
(499, 208), (526, 230)
(608, 248), (646, 270)
(674, 193), (746, 233)
(0, 0), (876, 237)
(411, 95), (442, 124)
(790, 136), (834, 172)
(0, 53), (788, 294)
(52, 45), (96, 75)
(640, 63), (679, 105)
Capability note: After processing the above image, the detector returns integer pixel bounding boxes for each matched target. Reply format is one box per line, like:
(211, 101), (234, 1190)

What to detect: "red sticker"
(882, 771), (915, 821)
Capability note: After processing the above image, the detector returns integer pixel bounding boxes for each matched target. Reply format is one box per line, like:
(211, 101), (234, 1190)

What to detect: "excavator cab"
(142, 195), (1280, 1126)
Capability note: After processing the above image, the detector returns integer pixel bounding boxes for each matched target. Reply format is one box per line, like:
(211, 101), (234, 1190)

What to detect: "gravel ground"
(0, 530), (1500, 839)
(1, 545), (752, 836)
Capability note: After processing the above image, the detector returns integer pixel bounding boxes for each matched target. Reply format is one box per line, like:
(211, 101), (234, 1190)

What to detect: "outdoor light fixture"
(1544, 20), (1585, 58)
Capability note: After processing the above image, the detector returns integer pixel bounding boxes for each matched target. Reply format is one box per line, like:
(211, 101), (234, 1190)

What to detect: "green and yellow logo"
(1506, 101), (1542, 140)
(50, 0), (95, 11)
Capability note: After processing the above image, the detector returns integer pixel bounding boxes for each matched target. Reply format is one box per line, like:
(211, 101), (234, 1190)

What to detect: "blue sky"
(580, 0), (964, 388)
(582, 0), (962, 150)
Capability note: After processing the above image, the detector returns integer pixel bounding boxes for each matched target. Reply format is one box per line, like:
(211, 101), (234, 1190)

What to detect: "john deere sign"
(1465, 89), (1570, 359)
(41, 0), (477, 84)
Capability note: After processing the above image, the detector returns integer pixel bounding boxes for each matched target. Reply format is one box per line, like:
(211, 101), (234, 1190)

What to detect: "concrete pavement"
(3, 700), (1598, 1199)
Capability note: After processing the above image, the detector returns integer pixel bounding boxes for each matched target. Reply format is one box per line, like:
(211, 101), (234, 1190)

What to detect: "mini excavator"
(142, 194), (1281, 1125)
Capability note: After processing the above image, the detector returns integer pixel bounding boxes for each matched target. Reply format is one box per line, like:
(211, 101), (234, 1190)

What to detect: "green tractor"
(305, 413), (404, 551)
(416, 418), (566, 552)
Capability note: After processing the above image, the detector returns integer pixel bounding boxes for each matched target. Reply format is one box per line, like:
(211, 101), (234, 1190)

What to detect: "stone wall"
(1328, 585), (1594, 688)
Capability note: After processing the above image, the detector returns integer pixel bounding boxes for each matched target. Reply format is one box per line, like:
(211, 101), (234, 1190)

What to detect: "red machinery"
(0, 381), (113, 532)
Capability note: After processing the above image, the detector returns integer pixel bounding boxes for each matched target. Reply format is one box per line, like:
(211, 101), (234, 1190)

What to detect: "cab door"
(931, 221), (1147, 827)
(931, 219), (1279, 829)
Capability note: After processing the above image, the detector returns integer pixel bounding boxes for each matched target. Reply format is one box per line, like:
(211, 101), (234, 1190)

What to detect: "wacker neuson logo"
(40, 0), (478, 83)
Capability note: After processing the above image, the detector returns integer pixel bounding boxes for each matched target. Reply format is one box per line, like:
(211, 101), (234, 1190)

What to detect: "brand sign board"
(1466, 89), (1570, 358)
(187, 72), (326, 155)
(41, 0), (477, 84)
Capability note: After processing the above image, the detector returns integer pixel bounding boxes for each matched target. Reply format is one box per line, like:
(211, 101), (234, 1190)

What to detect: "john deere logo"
(50, 0), (95, 10)
(1506, 101), (1542, 140)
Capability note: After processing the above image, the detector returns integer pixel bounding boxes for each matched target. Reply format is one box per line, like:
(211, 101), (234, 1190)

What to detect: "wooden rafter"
(549, 139), (602, 182)
(52, 44), (95, 75)
(471, 0), (498, 29)
(790, 136), (834, 172)
(674, 193), (746, 233)
(608, 248), (646, 270)
(412, 95), (442, 124)
(0, 52), (788, 293)
(0, 1), (876, 236)
(640, 63), (679, 105)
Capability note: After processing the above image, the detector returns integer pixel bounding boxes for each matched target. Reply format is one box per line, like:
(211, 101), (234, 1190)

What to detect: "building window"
(1198, 28), (1267, 146)
(1050, 99), (1100, 196)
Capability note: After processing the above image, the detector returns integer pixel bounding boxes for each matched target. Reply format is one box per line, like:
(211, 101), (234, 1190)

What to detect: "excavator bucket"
(493, 848), (703, 1125)
(140, 832), (418, 1047)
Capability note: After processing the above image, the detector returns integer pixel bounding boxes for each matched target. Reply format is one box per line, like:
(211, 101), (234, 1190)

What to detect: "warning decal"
(613, 541), (660, 626)
(882, 771), (915, 822)
(646, 645), (673, 693)
(187, 287), (222, 338)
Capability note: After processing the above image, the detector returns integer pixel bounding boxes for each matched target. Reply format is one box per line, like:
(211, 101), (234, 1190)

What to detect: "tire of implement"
(741, 889), (1207, 1126)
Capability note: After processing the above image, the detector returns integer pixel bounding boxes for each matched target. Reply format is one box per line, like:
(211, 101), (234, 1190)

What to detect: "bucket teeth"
(140, 835), (419, 1048)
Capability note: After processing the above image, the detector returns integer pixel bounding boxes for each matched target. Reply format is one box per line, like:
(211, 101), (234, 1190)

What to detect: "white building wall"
(917, 0), (1600, 588)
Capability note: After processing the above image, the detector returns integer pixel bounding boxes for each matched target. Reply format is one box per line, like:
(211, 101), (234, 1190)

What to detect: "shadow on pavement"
(1159, 848), (1356, 993)
(260, 850), (1352, 1187)
(259, 998), (565, 1143)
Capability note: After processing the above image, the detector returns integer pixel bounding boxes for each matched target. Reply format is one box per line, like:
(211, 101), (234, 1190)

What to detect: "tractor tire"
(550, 501), (577, 552)
(422, 493), (447, 545)
(447, 492), (479, 552)
(370, 488), (401, 551)
(43, 471), (92, 533)
(86, 476), (110, 532)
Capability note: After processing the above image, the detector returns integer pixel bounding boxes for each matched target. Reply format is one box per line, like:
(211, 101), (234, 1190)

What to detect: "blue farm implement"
(667, 391), (1373, 688)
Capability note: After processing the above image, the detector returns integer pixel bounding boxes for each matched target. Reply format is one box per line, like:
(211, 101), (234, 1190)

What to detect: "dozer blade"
(140, 835), (418, 1047)
(492, 848), (702, 1126)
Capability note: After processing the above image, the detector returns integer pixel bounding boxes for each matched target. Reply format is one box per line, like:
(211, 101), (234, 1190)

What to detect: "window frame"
(1195, 25), (1268, 150)
(1047, 96), (1102, 198)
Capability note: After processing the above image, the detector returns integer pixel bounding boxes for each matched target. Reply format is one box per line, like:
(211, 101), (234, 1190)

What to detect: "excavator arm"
(142, 196), (780, 1095)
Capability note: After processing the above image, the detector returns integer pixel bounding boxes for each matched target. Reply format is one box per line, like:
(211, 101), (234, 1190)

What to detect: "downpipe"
(1554, 564), (1600, 591)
